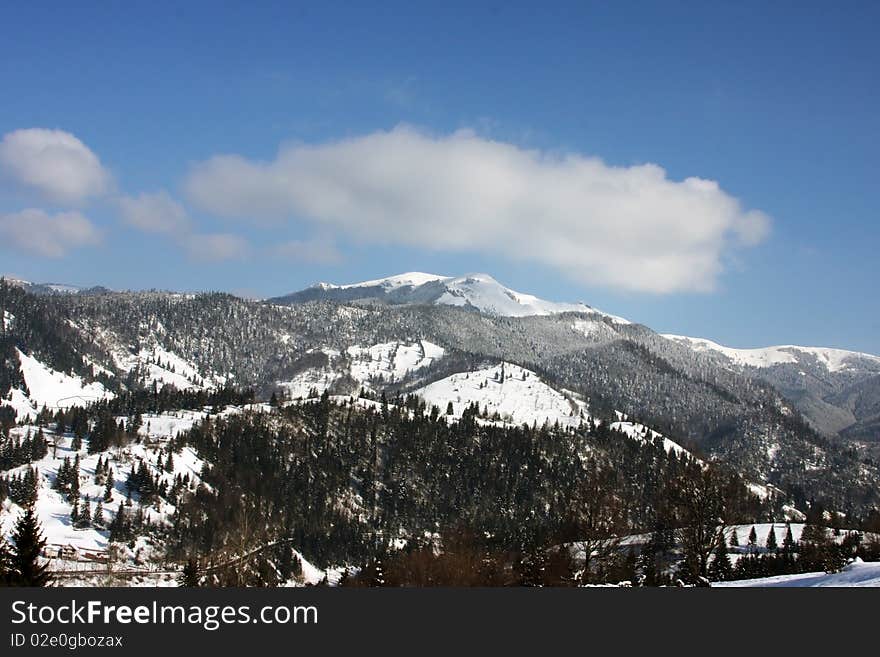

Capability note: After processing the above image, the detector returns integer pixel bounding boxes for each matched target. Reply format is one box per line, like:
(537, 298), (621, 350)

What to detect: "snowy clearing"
(714, 559), (880, 587)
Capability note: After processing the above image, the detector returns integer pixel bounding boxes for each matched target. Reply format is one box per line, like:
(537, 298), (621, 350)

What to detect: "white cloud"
(271, 238), (342, 264)
(182, 232), (252, 263)
(117, 191), (191, 234)
(0, 208), (101, 257)
(184, 125), (771, 293)
(116, 190), (253, 263)
(0, 128), (111, 203)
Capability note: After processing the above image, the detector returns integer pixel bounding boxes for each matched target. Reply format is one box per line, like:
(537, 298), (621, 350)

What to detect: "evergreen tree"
(766, 525), (778, 552)
(109, 506), (130, 543)
(78, 498), (92, 528)
(10, 505), (51, 586)
(708, 531), (733, 581)
(179, 558), (200, 587)
(747, 526), (758, 553)
(782, 523), (796, 554)
(0, 534), (14, 585)
(93, 500), (105, 527)
(729, 528), (740, 548)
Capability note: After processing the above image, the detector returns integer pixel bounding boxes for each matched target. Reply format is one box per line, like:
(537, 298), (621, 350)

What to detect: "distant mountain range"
(2, 276), (111, 297)
(2, 271), (879, 514)
(269, 271), (880, 447)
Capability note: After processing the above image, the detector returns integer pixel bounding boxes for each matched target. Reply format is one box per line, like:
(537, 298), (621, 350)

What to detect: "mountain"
(663, 335), (880, 374)
(272, 272), (630, 321)
(3, 274), (879, 516)
(4, 273), (880, 587)
(2, 275), (111, 296)
(274, 272), (880, 455)
(664, 334), (880, 450)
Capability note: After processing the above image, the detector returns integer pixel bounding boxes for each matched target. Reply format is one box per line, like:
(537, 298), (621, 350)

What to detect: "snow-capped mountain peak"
(664, 334), (880, 373)
(334, 271), (449, 290)
(279, 271), (630, 321)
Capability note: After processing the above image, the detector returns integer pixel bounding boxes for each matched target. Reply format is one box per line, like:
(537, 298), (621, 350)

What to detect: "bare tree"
(674, 466), (725, 582)
(571, 461), (626, 584)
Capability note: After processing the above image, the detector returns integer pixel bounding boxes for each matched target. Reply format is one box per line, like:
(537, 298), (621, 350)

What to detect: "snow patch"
(347, 341), (445, 383)
(8, 349), (113, 419)
(278, 341), (445, 399)
(417, 362), (588, 428)
(609, 418), (689, 457)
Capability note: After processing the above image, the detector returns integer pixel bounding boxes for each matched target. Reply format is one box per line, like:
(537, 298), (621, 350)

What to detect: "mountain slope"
(664, 334), (880, 447)
(272, 272), (629, 320)
(663, 335), (880, 373)
(3, 274), (879, 513)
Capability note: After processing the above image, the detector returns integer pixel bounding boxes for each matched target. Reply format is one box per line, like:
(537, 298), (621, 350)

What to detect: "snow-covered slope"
(0, 416), (204, 559)
(610, 414), (690, 457)
(110, 344), (218, 390)
(664, 335), (880, 373)
(347, 341), (445, 382)
(276, 340), (446, 399)
(713, 558), (880, 587)
(2, 349), (113, 419)
(277, 271), (630, 321)
(416, 362), (589, 428)
(334, 272), (448, 290)
(430, 273), (595, 317)
(81, 319), (225, 391)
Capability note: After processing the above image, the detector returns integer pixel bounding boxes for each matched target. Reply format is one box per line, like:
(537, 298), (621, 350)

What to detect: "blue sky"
(1, 1), (878, 353)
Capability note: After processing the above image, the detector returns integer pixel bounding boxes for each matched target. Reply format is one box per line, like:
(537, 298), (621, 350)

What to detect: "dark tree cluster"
(160, 394), (770, 586)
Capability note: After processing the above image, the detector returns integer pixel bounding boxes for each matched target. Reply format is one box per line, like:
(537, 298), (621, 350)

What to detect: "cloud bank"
(0, 209), (101, 257)
(0, 128), (111, 203)
(116, 190), (252, 263)
(270, 238), (343, 265)
(182, 232), (252, 262)
(117, 191), (191, 234)
(184, 126), (770, 293)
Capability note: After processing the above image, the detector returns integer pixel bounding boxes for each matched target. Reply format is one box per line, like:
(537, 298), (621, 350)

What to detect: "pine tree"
(179, 558), (200, 587)
(104, 472), (114, 502)
(93, 500), (105, 527)
(0, 534), (14, 585)
(109, 506), (129, 543)
(77, 498), (92, 528)
(783, 523), (796, 553)
(729, 528), (740, 548)
(291, 553), (303, 579)
(766, 525), (778, 552)
(708, 531), (733, 582)
(747, 526), (758, 553)
(10, 505), (51, 586)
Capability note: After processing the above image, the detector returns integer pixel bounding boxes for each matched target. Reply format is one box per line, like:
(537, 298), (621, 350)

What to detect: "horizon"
(1, 2), (878, 353)
(3, 269), (877, 356)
